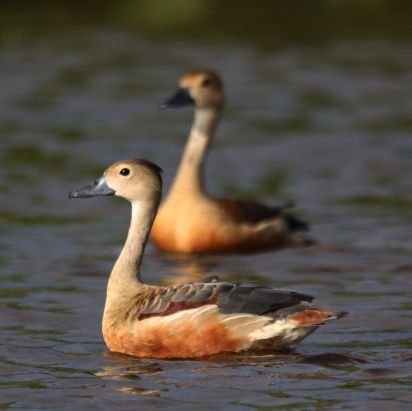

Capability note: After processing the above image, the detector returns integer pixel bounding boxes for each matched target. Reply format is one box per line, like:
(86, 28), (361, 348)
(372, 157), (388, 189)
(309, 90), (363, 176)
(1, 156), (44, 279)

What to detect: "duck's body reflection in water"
(96, 350), (366, 399)
(156, 253), (220, 285)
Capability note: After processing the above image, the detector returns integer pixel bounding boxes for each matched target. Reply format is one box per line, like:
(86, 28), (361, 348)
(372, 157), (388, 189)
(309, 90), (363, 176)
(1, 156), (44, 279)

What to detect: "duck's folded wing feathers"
(137, 278), (313, 319)
(214, 282), (313, 315)
(216, 198), (309, 232)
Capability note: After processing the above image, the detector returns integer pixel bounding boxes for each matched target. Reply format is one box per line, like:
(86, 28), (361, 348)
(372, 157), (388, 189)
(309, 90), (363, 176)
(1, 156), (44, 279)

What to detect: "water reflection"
(97, 350), (298, 399)
(157, 253), (221, 285)
(95, 348), (376, 406)
(1, 3), (412, 409)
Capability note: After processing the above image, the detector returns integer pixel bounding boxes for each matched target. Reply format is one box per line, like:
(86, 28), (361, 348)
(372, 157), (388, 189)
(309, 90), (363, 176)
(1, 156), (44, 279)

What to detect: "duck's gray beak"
(69, 175), (115, 199)
(160, 87), (194, 109)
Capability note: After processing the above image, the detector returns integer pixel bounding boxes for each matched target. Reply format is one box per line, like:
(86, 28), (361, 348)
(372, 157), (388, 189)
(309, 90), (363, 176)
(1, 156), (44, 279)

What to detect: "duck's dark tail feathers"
(280, 210), (316, 246)
(283, 212), (310, 233)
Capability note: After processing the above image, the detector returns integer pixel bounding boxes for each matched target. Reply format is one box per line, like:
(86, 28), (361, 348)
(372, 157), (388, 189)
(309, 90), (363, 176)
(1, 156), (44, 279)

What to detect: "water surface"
(1, 4), (412, 410)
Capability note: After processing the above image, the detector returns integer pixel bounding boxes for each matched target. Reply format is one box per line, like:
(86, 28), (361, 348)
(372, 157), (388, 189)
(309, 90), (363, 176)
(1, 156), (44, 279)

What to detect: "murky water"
(1, 4), (412, 410)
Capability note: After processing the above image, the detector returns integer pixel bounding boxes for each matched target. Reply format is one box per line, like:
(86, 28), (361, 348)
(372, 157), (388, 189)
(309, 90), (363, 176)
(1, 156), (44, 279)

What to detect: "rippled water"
(1, 13), (412, 411)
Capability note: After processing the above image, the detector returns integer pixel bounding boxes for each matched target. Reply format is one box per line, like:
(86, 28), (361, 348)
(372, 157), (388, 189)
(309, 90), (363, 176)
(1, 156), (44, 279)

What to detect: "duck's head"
(161, 70), (224, 110)
(69, 159), (162, 203)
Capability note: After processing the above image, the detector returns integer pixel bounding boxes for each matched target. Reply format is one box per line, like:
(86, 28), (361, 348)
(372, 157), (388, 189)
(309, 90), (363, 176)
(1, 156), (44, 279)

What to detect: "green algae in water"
(322, 337), (412, 349)
(0, 211), (96, 226)
(0, 402), (16, 409)
(0, 120), (21, 136)
(48, 126), (86, 142)
(0, 381), (48, 389)
(0, 288), (32, 299)
(225, 169), (287, 198)
(40, 365), (96, 375)
(255, 170), (288, 197)
(265, 389), (290, 399)
(0, 285), (83, 299)
(338, 194), (412, 216)
(259, 399), (340, 410)
(252, 115), (312, 134)
(364, 115), (412, 132)
(339, 381), (366, 390)
(3, 146), (69, 171)
(53, 65), (93, 88)
(301, 89), (345, 109)
(13, 87), (58, 111)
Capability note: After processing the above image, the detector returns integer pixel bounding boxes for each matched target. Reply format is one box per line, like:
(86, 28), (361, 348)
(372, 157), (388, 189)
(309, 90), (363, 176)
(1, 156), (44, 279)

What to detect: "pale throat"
(170, 107), (221, 195)
(107, 198), (157, 299)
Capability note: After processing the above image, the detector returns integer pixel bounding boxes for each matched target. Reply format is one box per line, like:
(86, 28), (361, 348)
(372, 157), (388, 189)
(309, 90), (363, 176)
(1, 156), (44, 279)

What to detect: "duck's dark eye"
(201, 78), (211, 87)
(120, 168), (130, 176)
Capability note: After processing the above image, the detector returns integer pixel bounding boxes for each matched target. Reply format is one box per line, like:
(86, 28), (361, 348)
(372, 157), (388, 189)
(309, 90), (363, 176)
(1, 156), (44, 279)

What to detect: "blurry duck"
(151, 70), (312, 254)
(70, 159), (346, 359)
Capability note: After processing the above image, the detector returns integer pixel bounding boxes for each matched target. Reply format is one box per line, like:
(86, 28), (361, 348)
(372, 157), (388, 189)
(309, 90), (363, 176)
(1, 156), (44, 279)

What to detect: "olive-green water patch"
(339, 194), (412, 213)
(3, 146), (69, 172)
(0, 211), (94, 226)
(225, 169), (287, 198)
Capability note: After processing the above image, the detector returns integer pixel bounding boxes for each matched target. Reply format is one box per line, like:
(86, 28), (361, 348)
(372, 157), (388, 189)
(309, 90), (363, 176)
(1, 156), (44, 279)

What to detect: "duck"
(70, 158), (346, 359)
(151, 70), (312, 254)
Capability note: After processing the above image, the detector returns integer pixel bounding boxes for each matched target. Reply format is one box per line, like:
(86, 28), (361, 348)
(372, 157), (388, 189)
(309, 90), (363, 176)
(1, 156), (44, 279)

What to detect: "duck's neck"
(106, 197), (158, 304)
(169, 107), (221, 196)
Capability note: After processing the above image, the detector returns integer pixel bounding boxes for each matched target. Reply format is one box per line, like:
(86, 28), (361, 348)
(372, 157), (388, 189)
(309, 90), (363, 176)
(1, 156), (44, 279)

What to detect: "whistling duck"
(151, 70), (312, 254)
(70, 159), (345, 359)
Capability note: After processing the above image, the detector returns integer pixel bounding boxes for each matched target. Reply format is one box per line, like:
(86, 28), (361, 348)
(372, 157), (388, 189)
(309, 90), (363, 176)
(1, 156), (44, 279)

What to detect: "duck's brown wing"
(216, 198), (309, 232)
(137, 278), (313, 320)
